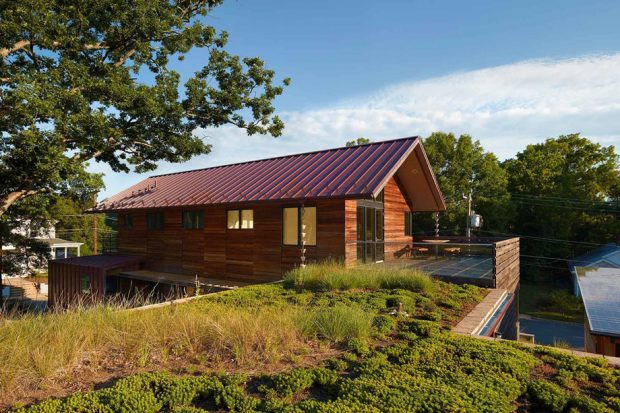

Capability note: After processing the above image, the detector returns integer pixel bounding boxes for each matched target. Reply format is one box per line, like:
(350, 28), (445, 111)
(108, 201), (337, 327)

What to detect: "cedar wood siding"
(383, 176), (414, 261)
(116, 176), (412, 281)
(117, 199), (346, 282)
(344, 176), (413, 266)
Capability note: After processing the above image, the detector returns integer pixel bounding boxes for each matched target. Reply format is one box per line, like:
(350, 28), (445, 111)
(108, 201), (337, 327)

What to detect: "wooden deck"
(118, 270), (252, 290)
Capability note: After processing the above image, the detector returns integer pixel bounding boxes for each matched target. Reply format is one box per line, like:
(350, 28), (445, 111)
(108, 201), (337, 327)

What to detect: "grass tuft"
(284, 260), (434, 293)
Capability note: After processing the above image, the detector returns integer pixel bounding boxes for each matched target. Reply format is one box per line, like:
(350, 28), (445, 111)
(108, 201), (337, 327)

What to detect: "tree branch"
(114, 49), (136, 67)
(0, 188), (47, 217)
(0, 40), (31, 59)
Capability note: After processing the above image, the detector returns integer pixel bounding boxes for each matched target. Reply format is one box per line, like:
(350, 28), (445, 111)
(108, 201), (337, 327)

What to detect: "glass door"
(356, 206), (384, 263)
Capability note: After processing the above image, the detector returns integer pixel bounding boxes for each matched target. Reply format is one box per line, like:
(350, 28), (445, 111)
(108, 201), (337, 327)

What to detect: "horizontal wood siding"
(116, 200), (346, 283)
(494, 238), (520, 292)
(344, 199), (357, 267)
(384, 176), (413, 260)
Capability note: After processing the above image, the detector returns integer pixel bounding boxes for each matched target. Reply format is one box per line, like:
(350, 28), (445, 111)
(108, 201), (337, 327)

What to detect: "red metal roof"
(50, 255), (143, 270)
(92, 137), (423, 211)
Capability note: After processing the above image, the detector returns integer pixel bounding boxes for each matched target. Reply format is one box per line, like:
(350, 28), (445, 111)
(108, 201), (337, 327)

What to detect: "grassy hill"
(2, 263), (619, 412)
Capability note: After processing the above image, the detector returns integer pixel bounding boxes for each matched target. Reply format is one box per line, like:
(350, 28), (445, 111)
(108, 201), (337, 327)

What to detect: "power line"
(509, 192), (619, 205)
(478, 230), (607, 246)
(510, 200), (619, 213)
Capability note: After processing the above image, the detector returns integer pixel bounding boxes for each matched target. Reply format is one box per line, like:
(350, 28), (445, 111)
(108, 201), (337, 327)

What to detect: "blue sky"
(96, 0), (620, 198)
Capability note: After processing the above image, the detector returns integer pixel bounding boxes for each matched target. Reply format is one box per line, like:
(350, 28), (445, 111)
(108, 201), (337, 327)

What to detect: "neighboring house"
(1, 222), (83, 275)
(569, 243), (620, 297)
(48, 136), (520, 341)
(574, 266), (620, 357)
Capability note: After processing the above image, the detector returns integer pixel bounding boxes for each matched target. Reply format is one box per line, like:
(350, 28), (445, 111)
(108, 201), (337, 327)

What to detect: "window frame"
(80, 275), (92, 294)
(227, 209), (254, 230)
(404, 211), (413, 236)
(282, 206), (317, 247)
(182, 210), (205, 230)
(146, 212), (165, 230)
(123, 213), (133, 229)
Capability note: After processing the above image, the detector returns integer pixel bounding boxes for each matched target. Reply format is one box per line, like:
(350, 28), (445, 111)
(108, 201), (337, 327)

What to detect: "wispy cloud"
(94, 53), (620, 198)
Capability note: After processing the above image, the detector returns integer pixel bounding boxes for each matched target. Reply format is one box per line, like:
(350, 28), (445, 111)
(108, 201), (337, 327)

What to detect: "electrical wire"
(478, 230), (608, 246)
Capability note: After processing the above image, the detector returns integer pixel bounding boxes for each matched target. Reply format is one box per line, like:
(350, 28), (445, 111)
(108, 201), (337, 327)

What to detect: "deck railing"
(385, 236), (519, 289)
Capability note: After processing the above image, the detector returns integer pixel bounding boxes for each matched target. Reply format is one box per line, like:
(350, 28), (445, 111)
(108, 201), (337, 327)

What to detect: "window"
(123, 214), (133, 229)
(404, 211), (413, 236)
(241, 209), (253, 229)
(283, 206), (316, 246)
(146, 212), (164, 230)
(356, 205), (384, 263)
(227, 209), (254, 229)
(183, 211), (204, 229)
(80, 275), (91, 294)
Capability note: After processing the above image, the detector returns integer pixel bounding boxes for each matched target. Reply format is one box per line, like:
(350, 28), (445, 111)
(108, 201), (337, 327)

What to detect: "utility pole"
(92, 192), (98, 255)
(464, 190), (472, 239)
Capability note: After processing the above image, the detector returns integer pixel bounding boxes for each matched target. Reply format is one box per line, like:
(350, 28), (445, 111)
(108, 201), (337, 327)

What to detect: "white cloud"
(94, 53), (620, 198)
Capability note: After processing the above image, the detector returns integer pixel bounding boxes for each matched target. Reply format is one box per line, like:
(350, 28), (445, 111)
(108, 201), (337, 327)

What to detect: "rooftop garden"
(2, 262), (618, 412)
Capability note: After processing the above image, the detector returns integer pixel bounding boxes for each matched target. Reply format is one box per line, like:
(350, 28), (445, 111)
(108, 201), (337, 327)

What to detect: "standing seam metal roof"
(91, 137), (424, 211)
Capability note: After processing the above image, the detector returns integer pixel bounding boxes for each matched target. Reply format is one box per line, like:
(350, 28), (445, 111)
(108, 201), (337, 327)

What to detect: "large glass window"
(146, 212), (164, 230)
(356, 203), (384, 263)
(227, 209), (253, 229)
(183, 211), (204, 229)
(283, 206), (316, 246)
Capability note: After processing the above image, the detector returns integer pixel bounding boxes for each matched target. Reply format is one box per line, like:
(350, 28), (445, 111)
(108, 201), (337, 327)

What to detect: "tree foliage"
(345, 137), (371, 147)
(0, 0), (289, 217)
(504, 134), (620, 276)
(416, 132), (511, 235)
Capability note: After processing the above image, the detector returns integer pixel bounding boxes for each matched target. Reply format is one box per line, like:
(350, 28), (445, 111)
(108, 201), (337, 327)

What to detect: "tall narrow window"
(183, 211), (204, 229)
(227, 210), (240, 229)
(404, 211), (413, 236)
(302, 207), (316, 245)
(123, 214), (133, 229)
(146, 212), (164, 230)
(283, 207), (299, 245)
(81, 275), (92, 294)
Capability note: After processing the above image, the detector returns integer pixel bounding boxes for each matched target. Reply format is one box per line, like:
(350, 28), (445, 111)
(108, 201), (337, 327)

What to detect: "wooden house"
(48, 136), (519, 336)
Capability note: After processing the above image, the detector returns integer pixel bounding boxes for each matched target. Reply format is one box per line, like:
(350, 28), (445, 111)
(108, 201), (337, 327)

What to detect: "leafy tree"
(415, 132), (511, 235)
(0, 0), (288, 283)
(0, 0), (289, 218)
(504, 134), (620, 277)
(51, 197), (111, 256)
(346, 137), (371, 147)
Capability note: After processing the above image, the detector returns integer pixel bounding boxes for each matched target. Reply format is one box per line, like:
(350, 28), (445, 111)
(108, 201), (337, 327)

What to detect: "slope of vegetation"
(3, 263), (619, 411)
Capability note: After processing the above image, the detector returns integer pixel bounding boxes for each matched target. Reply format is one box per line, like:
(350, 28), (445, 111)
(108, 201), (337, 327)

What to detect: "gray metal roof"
(575, 266), (620, 337)
(569, 244), (620, 274)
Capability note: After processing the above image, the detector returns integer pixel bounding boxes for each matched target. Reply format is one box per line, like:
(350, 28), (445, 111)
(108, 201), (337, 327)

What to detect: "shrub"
(528, 380), (569, 413)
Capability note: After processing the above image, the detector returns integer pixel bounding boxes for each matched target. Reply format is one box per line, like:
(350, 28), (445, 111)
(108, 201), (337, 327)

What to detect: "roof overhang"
(372, 139), (446, 212)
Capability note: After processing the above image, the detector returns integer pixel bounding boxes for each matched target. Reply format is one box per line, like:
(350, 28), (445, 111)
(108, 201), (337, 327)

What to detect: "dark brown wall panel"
(116, 199), (347, 283)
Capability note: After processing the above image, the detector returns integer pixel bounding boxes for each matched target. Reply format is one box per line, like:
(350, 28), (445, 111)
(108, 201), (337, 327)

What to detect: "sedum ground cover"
(4, 263), (620, 412)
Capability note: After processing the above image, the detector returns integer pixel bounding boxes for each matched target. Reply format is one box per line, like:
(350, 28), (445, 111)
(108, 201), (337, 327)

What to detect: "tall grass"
(0, 281), (377, 405)
(296, 305), (372, 343)
(285, 260), (434, 293)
